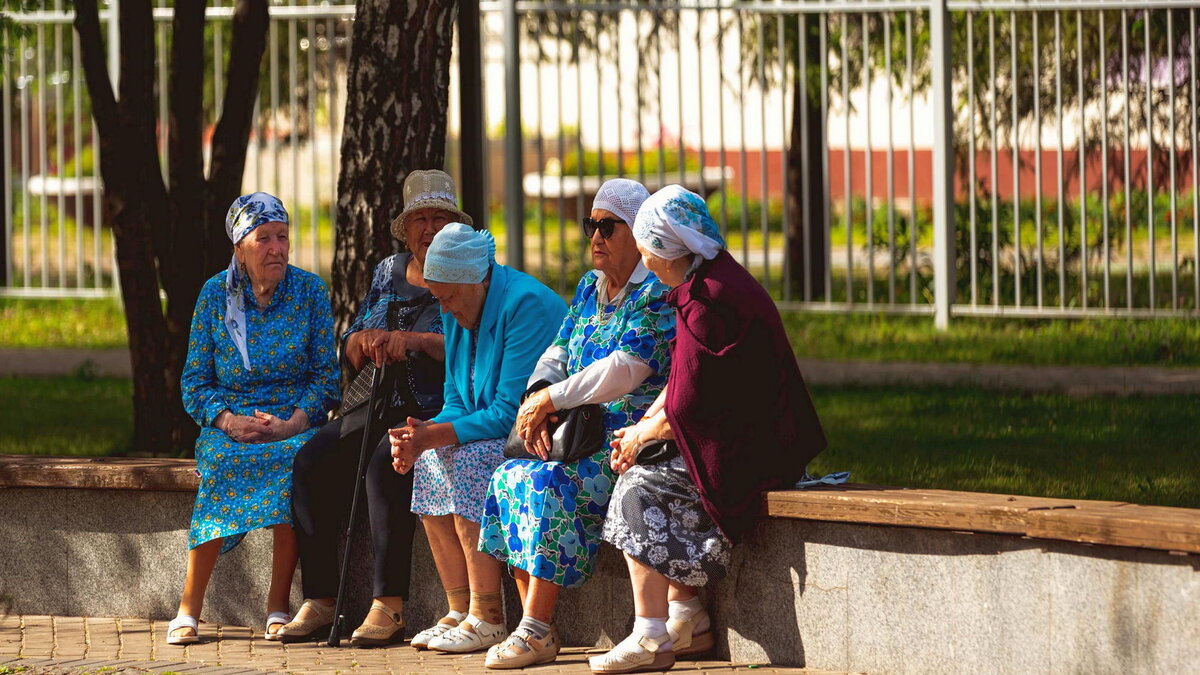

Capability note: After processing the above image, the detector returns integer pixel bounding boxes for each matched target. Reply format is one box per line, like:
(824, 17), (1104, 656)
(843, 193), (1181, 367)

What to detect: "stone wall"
(1, 486), (1197, 673)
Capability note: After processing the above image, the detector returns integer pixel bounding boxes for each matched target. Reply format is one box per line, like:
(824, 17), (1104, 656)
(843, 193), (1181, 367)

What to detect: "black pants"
(291, 416), (415, 600)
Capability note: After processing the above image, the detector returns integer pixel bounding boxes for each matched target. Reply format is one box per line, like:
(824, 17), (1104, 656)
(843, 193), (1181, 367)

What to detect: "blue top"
(553, 268), (675, 432)
(432, 263), (567, 442)
(182, 265), (340, 428)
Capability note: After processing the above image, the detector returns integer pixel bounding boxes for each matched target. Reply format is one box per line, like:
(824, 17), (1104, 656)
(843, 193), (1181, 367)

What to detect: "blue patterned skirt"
(189, 426), (317, 553)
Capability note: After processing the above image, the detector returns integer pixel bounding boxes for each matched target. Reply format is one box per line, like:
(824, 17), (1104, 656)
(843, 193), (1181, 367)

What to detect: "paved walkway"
(5, 347), (1200, 396)
(0, 615), (826, 675)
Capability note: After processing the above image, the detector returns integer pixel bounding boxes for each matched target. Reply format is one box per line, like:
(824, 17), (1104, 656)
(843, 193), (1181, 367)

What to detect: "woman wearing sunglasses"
(475, 179), (676, 669)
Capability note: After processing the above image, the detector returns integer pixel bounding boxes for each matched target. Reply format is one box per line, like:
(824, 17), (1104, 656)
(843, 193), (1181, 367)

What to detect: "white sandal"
(588, 632), (675, 674)
(264, 610), (293, 641)
(666, 609), (713, 656)
(166, 614), (200, 646)
(428, 614), (506, 654)
(410, 610), (466, 650)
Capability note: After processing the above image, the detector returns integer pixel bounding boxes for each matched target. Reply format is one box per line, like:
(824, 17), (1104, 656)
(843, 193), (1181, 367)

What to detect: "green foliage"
(0, 298), (127, 349)
(556, 147), (701, 177)
(808, 385), (1200, 508)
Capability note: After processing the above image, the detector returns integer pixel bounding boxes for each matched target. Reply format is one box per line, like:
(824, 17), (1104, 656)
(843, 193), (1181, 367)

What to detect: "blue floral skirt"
(478, 449), (615, 588)
(189, 426), (317, 553)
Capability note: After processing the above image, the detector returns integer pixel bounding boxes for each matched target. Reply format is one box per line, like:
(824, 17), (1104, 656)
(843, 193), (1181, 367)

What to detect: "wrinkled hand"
(516, 390), (557, 459)
(346, 328), (386, 370)
(216, 409), (308, 444)
(365, 330), (421, 367)
(389, 416), (429, 474)
(609, 423), (647, 475)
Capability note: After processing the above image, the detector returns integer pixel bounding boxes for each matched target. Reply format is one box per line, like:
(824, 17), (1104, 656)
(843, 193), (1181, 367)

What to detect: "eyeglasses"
(582, 217), (626, 239)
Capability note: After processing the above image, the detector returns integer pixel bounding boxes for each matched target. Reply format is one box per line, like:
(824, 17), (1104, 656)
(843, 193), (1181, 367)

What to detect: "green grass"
(5, 298), (1200, 368)
(0, 376), (132, 456)
(806, 385), (1200, 508)
(784, 312), (1200, 367)
(0, 374), (1195, 508)
(0, 298), (128, 348)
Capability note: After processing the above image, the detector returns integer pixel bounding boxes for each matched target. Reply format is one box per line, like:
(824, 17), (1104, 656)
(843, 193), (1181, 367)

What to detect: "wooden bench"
(4, 455), (1195, 555)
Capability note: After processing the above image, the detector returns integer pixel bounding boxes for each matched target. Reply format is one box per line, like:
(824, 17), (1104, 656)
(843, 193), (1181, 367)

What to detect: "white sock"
(668, 596), (704, 622)
(631, 616), (673, 651)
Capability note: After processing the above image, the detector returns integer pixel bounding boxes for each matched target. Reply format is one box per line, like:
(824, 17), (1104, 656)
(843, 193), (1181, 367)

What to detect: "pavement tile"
(3, 616), (825, 674)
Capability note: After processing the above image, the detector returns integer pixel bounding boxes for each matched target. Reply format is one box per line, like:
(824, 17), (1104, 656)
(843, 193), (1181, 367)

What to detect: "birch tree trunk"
(331, 0), (459, 336)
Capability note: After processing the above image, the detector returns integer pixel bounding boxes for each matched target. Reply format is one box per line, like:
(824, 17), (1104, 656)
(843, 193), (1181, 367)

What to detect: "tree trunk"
(331, 0), (459, 336)
(75, 0), (269, 455)
(786, 31), (827, 302)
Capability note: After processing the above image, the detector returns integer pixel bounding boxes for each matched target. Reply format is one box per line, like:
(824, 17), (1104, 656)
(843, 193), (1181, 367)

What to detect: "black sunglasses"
(582, 217), (626, 239)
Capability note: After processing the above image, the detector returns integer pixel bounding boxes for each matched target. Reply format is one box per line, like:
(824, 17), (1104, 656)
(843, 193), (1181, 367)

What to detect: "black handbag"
(504, 380), (606, 463)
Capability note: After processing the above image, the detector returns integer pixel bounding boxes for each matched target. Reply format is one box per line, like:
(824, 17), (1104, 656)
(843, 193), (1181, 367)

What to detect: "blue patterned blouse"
(554, 269), (675, 432)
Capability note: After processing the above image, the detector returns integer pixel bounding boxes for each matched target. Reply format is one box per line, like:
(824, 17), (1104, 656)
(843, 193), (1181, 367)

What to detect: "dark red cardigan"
(664, 250), (827, 542)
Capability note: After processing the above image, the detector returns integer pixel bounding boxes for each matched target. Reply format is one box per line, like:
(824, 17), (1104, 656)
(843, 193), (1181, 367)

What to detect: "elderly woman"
(475, 179), (674, 669)
(389, 223), (566, 654)
(167, 193), (340, 645)
(589, 186), (826, 674)
(279, 170), (471, 646)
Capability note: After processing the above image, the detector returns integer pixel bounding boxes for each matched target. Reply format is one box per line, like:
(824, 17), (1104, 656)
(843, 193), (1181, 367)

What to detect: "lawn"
(1, 375), (1195, 508)
(6, 296), (1200, 367)
(806, 385), (1199, 509)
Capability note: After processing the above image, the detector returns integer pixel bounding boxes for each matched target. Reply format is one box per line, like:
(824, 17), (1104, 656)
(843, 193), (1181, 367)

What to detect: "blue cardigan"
(432, 263), (567, 443)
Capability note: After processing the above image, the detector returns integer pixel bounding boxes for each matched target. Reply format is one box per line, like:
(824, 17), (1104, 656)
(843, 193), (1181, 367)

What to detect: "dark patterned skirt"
(601, 455), (732, 587)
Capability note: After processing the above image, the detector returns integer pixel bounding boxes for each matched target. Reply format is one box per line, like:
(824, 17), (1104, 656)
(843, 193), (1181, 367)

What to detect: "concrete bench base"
(2, 485), (1197, 672)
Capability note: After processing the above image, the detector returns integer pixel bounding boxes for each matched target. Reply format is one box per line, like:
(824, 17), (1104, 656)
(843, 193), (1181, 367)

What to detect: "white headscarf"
(223, 192), (290, 370)
(632, 185), (727, 261)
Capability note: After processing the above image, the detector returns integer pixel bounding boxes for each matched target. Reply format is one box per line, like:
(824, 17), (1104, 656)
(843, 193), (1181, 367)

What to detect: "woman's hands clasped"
(216, 409), (309, 444)
(515, 389), (558, 460)
(389, 417), (430, 474)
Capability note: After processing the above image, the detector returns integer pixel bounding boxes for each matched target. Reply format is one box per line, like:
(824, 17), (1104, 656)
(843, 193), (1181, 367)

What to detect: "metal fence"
(4, 0), (1200, 322)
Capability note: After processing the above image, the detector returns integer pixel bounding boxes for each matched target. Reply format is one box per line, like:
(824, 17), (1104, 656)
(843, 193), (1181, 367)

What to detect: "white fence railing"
(4, 1), (1200, 321)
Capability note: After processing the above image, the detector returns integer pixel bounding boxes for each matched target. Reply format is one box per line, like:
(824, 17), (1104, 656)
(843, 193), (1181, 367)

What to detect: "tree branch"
(72, 0), (118, 137)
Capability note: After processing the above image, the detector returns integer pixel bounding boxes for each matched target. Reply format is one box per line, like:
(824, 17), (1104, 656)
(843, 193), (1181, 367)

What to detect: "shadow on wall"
(711, 519), (807, 666)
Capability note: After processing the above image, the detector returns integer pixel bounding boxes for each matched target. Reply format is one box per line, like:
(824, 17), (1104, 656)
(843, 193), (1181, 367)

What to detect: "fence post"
(107, 0), (120, 89)
(502, 0), (524, 270)
(930, 0), (955, 328)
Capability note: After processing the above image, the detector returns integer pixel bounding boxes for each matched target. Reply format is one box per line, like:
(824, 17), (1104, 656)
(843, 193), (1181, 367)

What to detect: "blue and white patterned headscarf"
(423, 222), (496, 284)
(224, 192), (289, 370)
(632, 185), (726, 261)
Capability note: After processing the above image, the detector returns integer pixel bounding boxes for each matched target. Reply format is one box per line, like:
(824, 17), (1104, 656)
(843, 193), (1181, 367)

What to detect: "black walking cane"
(327, 361), (396, 647)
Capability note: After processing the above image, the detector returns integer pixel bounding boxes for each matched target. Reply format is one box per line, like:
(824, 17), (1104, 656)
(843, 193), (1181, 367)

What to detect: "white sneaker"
(588, 632), (675, 674)
(428, 614), (506, 654)
(410, 610), (466, 650)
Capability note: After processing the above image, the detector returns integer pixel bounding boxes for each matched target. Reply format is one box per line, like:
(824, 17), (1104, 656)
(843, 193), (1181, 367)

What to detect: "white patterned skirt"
(412, 437), (506, 523)
(601, 455), (732, 587)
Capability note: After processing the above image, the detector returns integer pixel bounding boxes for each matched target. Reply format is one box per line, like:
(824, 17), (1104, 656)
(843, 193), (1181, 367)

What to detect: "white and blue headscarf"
(632, 184), (726, 261)
(224, 192), (289, 370)
(423, 222), (497, 284)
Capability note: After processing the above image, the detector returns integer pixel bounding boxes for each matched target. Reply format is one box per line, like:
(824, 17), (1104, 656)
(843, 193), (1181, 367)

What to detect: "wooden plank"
(0, 456), (198, 492)
(764, 487), (1200, 555)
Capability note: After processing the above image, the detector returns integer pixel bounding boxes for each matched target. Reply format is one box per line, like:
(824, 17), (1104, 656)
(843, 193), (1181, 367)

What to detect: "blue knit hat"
(423, 223), (496, 284)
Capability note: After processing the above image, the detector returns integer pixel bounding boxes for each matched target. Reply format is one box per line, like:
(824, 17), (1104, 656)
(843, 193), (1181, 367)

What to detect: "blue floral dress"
(182, 265), (340, 553)
(478, 270), (674, 588)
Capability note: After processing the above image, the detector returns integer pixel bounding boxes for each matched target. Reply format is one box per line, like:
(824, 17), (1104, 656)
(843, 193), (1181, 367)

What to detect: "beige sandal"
(349, 600), (406, 647)
(276, 599), (335, 643)
(667, 609), (714, 656)
(485, 626), (560, 669)
(588, 633), (675, 674)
